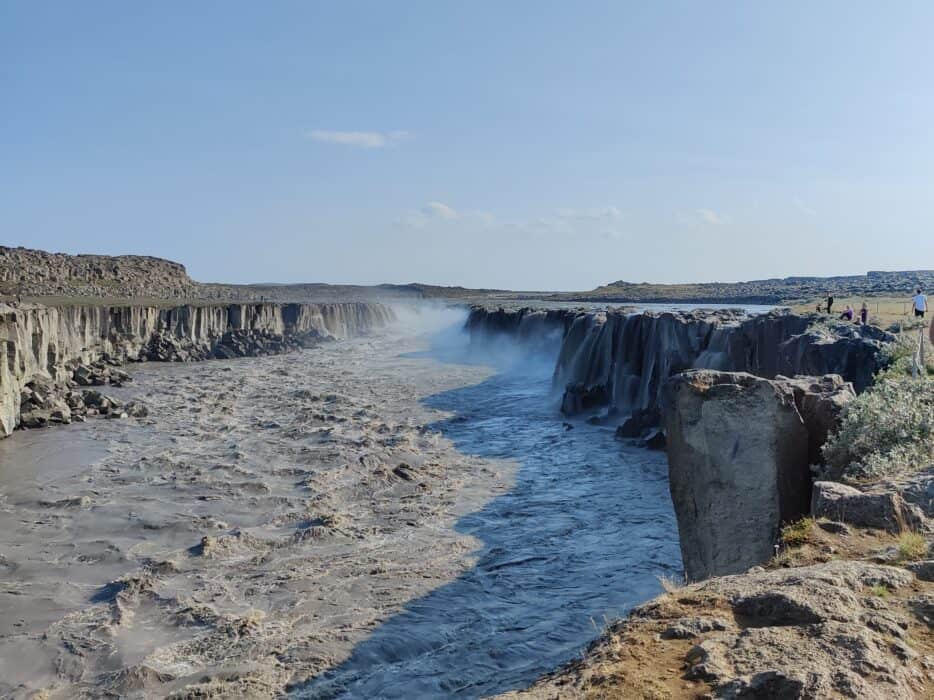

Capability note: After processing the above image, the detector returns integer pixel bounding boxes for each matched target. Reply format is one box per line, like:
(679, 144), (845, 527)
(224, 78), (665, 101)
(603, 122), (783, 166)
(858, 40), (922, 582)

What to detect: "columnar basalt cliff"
(662, 371), (856, 580)
(0, 301), (394, 436)
(466, 306), (892, 424)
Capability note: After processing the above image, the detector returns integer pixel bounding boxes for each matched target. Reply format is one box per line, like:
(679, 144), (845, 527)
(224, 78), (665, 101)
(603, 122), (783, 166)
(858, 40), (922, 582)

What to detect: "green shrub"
(822, 374), (934, 481)
(780, 517), (815, 547)
(896, 532), (928, 562)
(879, 330), (934, 378)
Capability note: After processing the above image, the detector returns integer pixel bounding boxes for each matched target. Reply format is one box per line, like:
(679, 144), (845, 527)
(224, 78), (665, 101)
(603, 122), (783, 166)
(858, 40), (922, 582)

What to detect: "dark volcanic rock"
(662, 371), (811, 580)
(468, 308), (890, 427)
(774, 374), (855, 469)
(811, 481), (925, 533)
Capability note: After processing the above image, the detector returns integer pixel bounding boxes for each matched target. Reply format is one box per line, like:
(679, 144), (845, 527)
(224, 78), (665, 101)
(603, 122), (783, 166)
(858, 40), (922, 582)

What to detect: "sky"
(3, 2), (934, 290)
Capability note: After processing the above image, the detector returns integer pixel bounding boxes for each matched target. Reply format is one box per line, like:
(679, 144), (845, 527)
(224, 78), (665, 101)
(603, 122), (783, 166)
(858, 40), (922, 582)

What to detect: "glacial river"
(0, 310), (681, 699)
(295, 321), (682, 698)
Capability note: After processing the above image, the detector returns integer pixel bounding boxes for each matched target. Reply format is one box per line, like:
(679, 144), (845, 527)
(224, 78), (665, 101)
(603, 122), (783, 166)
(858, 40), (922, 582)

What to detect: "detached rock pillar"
(662, 371), (810, 581)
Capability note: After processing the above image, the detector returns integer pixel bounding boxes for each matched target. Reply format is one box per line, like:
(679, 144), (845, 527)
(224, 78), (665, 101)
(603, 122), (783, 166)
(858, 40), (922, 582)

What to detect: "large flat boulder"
(812, 480), (926, 532)
(662, 371), (811, 580)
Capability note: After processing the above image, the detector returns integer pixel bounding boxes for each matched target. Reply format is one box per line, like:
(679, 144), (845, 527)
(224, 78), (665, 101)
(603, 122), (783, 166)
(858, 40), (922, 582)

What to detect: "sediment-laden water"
(296, 328), (680, 698)
(0, 310), (680, 699)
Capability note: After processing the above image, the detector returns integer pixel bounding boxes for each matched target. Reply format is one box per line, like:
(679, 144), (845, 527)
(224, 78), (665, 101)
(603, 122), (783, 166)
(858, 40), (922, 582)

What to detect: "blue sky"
(3, 2), (933, 290)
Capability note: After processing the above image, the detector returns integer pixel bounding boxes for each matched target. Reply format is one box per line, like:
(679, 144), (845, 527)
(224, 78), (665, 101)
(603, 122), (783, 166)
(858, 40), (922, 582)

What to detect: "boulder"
(811, 481), (924, 533)
(876, 465), (934, 519)
(906, 560), (934, 582)
(615, 407), (660, 439)
(662, 371), (811, 580)
(124, 401), (149, 418)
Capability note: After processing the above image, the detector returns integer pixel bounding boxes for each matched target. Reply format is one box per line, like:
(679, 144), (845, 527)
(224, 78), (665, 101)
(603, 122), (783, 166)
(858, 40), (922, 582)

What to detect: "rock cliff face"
(0, 301), (394, 436)
(662, 371), (855, 580)
(466, 307), (890, 423)
(464, 306), (575, 355)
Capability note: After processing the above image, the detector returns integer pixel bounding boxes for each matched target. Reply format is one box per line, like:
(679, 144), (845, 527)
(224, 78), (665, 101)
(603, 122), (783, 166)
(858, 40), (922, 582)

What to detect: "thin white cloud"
(697, 208), (726, 225)
(307, 129), (410, 148)
(396, 202), (626, 242)
(555, 206), (623, 222)
(422, 201), (458, 220)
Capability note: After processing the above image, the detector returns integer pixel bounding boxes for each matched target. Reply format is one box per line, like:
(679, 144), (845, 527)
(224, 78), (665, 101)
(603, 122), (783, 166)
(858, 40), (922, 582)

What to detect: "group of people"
(820, 295), (870, 324)
(820, 288), (928, 325)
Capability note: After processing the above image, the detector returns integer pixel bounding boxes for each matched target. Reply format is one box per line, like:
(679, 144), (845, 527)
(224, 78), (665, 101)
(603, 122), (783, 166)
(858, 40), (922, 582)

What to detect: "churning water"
(296, 323), (682, 699)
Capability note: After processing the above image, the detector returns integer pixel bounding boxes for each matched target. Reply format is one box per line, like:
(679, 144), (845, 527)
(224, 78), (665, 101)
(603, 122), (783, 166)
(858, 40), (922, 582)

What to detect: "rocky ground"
(0, 326), (514, 699)
(497, 517), (934, 700)
(0, 247), (199, 300)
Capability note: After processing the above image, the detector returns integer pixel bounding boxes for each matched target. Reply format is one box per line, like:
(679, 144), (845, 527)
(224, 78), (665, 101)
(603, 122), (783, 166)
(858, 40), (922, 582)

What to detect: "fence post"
(921, 326), (926, 374)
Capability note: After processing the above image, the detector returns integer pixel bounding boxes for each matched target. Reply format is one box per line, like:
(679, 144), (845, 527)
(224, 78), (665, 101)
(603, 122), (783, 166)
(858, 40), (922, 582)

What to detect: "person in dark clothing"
(826, 294), (834, 315)
(860, 302), (868, 325)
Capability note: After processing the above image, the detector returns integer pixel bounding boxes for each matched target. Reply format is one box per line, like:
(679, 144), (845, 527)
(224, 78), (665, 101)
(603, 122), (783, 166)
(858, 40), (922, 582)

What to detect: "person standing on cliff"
(860, 302), (869, 325)
(826, 294), (834, 315)
(913, 288), (927, 319)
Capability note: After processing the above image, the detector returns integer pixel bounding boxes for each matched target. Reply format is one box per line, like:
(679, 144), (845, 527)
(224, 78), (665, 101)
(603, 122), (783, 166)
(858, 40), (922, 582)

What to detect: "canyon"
(1, 247), (931, 698)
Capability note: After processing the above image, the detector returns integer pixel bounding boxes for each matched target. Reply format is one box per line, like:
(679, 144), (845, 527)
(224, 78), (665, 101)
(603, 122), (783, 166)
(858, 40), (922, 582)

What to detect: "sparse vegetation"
(657, 574), (684, 593)
(780, 517), (815, 547)
(822, 373), (934, 481)
(896, 532), (928, 562)
(868, 584), (891, 598)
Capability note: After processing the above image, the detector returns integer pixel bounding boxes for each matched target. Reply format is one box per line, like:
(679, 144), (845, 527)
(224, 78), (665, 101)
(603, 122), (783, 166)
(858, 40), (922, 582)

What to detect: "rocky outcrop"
(663, 371), (812, 580)
(0, 301), (394, 436)
(775, 374), (857, 467)
(0, 246), (199, 299)
(499, 560), (931, 699)
(555, 309), (887, 419)
(662, 371), (855, 580)
(466, 307), (891, 430)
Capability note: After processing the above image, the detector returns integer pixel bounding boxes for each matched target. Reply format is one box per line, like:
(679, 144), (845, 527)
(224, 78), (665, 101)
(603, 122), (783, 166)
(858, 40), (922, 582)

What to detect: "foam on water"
(295, 324), (681, 698)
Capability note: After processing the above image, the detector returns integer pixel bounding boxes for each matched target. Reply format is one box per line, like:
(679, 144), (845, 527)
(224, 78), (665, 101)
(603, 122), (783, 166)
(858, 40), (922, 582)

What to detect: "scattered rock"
(124, 401), (149, 418)
(392, 463), (416, 481)
(615, 408), (660, 439)
(660, 616), (730, 639)
(817, 519), (851, 536)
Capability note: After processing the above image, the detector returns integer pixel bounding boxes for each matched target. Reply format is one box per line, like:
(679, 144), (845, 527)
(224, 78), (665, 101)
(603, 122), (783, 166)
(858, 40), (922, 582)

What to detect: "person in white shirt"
(913, 288), (927, 319)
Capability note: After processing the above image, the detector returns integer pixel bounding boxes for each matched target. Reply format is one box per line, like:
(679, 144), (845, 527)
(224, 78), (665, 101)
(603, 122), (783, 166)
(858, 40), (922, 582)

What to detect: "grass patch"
(868, 584), (891, 598)
(657, 574), (684, 594)
(780, 517), (815, 547)
(896, 532), (928, 563)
